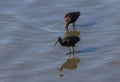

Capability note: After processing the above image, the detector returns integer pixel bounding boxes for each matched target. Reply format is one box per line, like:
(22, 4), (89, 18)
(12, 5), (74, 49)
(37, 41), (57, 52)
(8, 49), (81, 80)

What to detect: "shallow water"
(0, 0), (120, 82)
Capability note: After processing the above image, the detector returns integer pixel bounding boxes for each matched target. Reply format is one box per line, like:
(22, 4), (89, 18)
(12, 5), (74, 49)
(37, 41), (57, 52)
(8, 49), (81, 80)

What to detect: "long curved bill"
(54, 40), (59, 47)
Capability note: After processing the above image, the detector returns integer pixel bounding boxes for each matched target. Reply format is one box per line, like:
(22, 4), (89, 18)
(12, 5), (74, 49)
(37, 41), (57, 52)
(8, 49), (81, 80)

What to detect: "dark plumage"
(64, 11), (80, 31)
(54, 36), (80, 53)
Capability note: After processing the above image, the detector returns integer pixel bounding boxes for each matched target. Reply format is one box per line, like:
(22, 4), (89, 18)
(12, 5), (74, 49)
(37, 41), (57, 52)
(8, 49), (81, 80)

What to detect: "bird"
(54, 36), (80, 54)
(64, 11), (80, 31)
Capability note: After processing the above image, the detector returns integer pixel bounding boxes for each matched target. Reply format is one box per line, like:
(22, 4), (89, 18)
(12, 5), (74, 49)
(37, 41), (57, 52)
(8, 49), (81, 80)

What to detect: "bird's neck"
(59, 39), (64, 46)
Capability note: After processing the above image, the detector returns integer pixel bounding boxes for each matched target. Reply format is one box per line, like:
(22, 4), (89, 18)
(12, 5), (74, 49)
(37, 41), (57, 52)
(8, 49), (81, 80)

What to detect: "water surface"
(0, 0), (120, 82)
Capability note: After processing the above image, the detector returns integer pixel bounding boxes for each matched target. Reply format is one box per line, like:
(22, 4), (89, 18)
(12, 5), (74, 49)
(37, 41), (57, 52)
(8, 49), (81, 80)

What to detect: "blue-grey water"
(0, 0), (120, 82)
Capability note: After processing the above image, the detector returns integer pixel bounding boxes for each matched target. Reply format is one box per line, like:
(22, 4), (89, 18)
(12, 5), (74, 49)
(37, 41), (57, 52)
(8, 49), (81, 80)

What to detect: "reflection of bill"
(59, 57), (80, 77)
(65, 29), (80, 37)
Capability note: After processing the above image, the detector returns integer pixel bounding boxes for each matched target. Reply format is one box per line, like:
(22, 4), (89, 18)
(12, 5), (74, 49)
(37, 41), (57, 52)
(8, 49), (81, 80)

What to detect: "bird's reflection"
(59, 56), (80, 77)
(64, 11), (80, 31)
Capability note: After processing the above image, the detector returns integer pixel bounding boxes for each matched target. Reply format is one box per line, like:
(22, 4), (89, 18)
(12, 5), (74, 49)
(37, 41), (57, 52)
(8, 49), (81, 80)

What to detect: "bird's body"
(64, 11), (80, 31)
(58, 36), (80, 47)
(54, 36), (80, 53)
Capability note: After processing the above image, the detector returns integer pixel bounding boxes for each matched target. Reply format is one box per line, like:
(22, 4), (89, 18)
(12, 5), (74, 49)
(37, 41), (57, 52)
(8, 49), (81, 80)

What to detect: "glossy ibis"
(64, 11), (80, 31)
(54, 36), (80, 54)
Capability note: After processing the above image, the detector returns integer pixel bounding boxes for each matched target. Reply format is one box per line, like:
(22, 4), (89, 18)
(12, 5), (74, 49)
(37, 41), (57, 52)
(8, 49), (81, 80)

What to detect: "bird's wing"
(63, 37), (70, 45)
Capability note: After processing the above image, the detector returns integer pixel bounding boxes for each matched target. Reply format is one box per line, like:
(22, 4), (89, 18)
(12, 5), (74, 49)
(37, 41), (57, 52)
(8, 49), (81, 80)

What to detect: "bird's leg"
(68, 47), (72, 58)
(68, 47), (71, 53)
(73, 23), (76, 30)
(72, 47), (75, 56)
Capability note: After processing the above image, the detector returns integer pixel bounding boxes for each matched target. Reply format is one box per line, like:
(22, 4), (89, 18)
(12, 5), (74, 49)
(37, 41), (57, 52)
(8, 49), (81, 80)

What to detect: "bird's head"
(54, 37), (62, 47)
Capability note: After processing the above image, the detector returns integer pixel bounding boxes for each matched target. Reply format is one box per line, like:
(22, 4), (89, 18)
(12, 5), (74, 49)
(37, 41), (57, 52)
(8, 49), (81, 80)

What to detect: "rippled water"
(0, 0), (120, 82)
